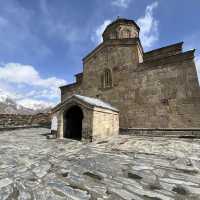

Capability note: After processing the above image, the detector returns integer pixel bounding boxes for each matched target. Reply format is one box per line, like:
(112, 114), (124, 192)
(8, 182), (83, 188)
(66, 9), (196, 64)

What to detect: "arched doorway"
(64, 105), (83, 140)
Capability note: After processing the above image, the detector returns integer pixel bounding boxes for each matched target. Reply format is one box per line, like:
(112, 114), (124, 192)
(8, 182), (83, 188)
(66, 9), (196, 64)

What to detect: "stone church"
(53, 18), (200, 141)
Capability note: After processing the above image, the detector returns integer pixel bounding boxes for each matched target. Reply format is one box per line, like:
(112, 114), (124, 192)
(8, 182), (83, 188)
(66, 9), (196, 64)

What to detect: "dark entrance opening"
(64, 106), (83, 140)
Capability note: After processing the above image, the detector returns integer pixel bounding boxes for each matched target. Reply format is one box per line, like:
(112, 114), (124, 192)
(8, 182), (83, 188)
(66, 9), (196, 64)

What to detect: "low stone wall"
(120, 128), (200, 138)
(0, 113), (51, 129)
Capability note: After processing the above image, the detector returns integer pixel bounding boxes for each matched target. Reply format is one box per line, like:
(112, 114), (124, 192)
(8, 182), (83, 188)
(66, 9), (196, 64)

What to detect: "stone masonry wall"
(92, 107), (119, 140)
(0, 113), (51, 128)
(55, 98), (119, 141)
(61, 83), (82, 102)
(60, 40), (200, 129)
(56, 102), (93, 140)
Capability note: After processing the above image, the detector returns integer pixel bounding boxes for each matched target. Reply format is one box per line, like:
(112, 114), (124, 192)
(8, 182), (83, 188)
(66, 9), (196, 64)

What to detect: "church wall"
(81, 42), (139, 97)
(116, 58), (200, 128)
(60, 45), (200, 129)
(59, 18), (200, 132)
(61, 83), (82, 102)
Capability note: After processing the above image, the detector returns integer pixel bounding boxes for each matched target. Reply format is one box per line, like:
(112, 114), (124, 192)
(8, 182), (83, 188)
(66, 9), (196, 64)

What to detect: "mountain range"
(0, 90), (52, 114)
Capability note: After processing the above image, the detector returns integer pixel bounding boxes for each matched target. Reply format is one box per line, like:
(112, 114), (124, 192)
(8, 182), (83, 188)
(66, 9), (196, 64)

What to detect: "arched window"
(102, 69), (112, 88)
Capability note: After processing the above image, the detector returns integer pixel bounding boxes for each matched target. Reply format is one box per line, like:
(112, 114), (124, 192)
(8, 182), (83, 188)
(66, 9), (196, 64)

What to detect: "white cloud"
(183, 32), (200, 83)
(195, 56), (200, 84)
(91, 20), (112, 44)
(91, 2), (159, 48)
(137, 2), (159, 49)
(17, 98), (54, 110)
(0, 63), (67, 109)
(111, 0), (131, 8)
(0, 63), (66, 91)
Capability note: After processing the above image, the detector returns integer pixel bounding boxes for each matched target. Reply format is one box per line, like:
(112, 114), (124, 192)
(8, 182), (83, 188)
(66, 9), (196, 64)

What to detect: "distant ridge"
(0, 89), (52, 115)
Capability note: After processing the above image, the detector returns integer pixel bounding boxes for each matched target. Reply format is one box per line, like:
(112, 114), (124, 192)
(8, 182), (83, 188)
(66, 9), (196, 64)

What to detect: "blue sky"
(0, 0), (200, 109)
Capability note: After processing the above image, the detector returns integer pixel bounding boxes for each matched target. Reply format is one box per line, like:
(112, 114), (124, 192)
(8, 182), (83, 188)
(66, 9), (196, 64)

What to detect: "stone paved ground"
(0, 128), (200, 200)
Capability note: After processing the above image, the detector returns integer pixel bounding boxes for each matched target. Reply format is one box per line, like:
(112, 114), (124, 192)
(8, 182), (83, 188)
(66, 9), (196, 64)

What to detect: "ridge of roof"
(73, 95), (119, 112)
(144, 42), (184, 55)
(52, 94), (119, 113)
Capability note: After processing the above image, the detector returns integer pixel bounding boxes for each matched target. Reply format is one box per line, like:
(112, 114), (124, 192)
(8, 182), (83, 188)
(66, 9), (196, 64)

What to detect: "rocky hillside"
(0, 90), (52, 114)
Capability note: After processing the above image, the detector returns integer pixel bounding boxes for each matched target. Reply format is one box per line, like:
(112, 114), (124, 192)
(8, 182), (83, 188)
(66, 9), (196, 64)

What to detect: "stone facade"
(92, 107), (119, 140)
(60, 18), (200, 130)
(0, 113), (51, 129)
(53, 95), (119, 141)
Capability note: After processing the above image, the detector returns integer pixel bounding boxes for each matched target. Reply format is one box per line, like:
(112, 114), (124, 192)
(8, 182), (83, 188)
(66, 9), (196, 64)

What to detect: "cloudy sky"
(0, 0), (200, 109)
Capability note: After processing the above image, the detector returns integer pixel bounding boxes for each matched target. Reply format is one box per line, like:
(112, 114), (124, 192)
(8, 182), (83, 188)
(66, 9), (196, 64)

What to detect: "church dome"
(102, 18), (140, 41)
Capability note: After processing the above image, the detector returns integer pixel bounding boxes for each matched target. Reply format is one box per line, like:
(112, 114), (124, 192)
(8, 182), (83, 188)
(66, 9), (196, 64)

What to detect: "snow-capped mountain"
(0, 89), (53, 114)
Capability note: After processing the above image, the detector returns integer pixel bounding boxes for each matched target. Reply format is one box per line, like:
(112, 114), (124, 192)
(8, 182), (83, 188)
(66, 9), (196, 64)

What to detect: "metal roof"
(52, 94), (119, 113)
(74, 95), (119, 112)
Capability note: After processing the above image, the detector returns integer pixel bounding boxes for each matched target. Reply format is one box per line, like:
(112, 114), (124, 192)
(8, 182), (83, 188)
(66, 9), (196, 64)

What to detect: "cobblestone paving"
(0, 128), (200, 200)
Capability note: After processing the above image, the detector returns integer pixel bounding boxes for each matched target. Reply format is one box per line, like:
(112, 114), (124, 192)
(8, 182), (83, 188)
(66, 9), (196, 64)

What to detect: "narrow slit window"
(103, 69), (112, 88)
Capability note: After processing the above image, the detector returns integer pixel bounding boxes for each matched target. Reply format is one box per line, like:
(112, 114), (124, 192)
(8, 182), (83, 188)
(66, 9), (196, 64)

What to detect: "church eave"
(138, 49), (195, 71)
(82, 38), (140, 63)
(51, 95), (119, 113)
